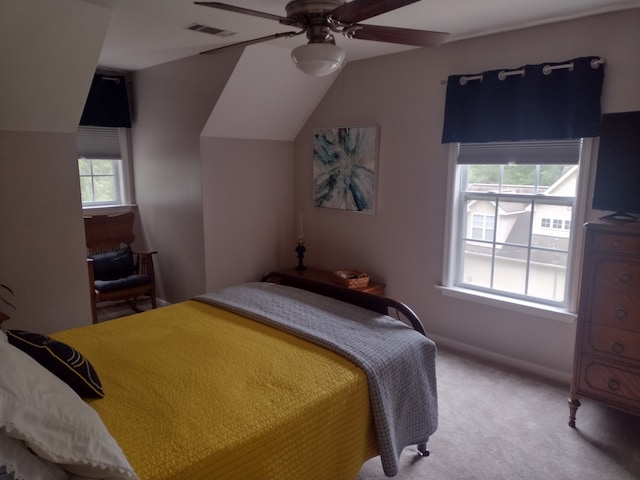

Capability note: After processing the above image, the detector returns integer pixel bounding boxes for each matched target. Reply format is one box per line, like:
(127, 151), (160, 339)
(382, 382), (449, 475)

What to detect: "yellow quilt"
(52, 300), (377, 480)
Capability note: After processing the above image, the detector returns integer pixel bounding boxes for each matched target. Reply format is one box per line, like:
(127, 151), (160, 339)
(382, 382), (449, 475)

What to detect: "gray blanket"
(194, 282), (438, 477)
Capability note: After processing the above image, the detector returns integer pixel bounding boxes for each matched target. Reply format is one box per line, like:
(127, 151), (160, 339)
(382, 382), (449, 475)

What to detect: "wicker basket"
(333, 269), (369, 289)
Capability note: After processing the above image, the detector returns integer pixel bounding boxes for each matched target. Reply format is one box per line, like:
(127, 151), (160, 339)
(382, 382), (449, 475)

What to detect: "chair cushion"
(6, 330), (104, 398)
(95, 274), (151, 293)
(90, 245), (135, 281)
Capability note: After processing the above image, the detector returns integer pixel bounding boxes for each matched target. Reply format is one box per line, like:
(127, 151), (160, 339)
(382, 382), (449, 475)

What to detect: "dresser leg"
(568, 398), (580, 428)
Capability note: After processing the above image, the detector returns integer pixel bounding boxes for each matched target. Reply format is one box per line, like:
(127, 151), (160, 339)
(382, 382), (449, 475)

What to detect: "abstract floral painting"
(312, 126), (378, 213)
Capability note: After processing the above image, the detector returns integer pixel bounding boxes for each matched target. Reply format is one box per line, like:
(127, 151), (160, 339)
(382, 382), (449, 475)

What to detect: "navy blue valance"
(80, 74), (132, 128)
(442, 56), (605, 143)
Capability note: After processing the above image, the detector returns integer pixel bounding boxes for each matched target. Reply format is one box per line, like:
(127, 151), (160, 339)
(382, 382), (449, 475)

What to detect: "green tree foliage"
(468, 164), (567, 188)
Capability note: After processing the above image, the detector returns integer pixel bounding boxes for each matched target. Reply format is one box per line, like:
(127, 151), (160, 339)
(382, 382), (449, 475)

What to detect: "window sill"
(82, 204), (136, 216)
(436, 285), (576, 324)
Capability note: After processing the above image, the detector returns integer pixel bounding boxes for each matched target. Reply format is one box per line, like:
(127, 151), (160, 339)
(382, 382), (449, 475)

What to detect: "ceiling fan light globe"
(291, 43), (346, 77)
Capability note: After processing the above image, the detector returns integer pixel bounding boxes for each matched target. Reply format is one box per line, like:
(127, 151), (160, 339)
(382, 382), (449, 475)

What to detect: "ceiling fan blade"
(349, 24), (448, 47)
(330, 0), (421, 24)
(194, 2), (301, 27)
(199, 31), (302, 55)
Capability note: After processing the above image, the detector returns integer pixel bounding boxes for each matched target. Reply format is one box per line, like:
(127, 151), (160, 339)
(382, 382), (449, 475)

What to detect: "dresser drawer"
(590, 257), (640, 294)
(593, 231), (640, 254)
(578, 357), (640, 411)
(584, 323), (640, 363)
(591, 293), (640, 333)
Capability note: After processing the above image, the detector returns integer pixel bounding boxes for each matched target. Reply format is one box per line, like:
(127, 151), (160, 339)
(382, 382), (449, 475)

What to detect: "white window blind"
(77, 126), (121, 159)
(457, 140), (582, 165)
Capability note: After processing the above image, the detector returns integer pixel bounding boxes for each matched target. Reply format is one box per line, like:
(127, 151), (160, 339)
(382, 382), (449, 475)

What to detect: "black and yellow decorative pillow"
(7, 330), (104, 399)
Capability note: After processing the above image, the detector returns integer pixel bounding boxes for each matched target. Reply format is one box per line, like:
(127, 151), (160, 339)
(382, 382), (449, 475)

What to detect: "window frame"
(79, 158), (123, 206)
(77, 127), (135, 214)
(440, 139), (594, 323)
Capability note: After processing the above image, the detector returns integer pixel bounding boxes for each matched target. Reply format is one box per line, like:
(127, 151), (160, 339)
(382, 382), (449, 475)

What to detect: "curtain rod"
(101, 76), (121, 84)
(440, 57), (606, 85)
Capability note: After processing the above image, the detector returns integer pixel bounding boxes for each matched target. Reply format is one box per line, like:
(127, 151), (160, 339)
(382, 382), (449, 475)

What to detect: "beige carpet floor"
(358, 347), (640, 480)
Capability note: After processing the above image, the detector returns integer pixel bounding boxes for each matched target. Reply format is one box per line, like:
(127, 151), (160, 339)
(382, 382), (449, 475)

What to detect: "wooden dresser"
(568, 221), (640, 426)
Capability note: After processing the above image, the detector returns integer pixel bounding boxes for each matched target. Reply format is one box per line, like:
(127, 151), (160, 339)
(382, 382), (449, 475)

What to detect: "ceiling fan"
(195, 0), (448, 77)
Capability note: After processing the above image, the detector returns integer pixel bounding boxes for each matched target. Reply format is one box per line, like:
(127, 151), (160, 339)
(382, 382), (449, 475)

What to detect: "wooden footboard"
(261, 270), (432, 460)
(261, 271), (426, 336)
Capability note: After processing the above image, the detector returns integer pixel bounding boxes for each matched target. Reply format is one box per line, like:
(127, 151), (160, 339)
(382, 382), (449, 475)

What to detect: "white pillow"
(0, 430), (69, 480)
(0, 332), (137, 480)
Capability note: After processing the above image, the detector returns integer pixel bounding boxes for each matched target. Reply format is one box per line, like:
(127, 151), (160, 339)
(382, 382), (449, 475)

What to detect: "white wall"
(200, 137), (295, 292)
(294, 9), (640, 379)
(0, 0), (111, 332)
(131, 51), (242, 303)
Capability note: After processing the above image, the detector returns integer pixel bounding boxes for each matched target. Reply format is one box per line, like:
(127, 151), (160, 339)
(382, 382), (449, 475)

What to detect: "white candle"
(297, 213), (304, 241)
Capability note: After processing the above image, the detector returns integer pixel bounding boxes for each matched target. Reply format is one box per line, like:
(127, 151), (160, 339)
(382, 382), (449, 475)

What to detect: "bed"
(0, 272), (438, 480)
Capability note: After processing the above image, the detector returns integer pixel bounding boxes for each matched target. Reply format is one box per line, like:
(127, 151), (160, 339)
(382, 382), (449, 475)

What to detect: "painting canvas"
(313, 126), (378, 213)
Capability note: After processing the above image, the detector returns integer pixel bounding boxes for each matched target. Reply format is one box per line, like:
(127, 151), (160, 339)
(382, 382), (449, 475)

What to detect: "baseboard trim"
(157, 298), (170, 307)
(427, 333), (572, 385)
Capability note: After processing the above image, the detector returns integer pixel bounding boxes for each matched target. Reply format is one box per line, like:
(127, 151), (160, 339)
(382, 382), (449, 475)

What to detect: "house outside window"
(77, 126), (133, 208)
(443, 139), (591, 312)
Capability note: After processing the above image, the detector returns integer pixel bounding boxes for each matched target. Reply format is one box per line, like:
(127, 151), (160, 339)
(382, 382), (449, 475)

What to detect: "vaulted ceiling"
(86, 0), (640, 72)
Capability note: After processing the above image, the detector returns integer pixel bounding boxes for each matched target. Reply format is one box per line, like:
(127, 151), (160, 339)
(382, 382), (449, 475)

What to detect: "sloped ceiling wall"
(198, 44), (340, 293)
(0, 0), (110, 132)
(0, 0), (111, 332)
(202, 43), (337, 141)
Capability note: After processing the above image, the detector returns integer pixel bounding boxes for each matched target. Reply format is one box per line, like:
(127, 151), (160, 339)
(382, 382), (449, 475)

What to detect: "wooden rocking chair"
(84, 212), (157, 323)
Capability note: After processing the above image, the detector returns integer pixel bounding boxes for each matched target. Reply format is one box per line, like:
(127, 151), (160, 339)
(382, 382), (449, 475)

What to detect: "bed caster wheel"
(417, 443), (430, 457)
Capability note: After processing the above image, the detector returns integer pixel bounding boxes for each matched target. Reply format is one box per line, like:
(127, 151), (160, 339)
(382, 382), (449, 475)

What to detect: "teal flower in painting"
(313, 127), (377, 212)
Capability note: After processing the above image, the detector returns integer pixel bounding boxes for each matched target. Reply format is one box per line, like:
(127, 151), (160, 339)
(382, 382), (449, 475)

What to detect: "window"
(77, 126), (132, 208)
(78, 158), (122, 205)
(541, 217), (571, 231)
(471, 214), (495, 241)
(443, 140), (591, 312)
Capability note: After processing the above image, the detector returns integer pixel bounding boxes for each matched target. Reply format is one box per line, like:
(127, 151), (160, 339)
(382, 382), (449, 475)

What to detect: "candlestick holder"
(295, 240), (306, 271)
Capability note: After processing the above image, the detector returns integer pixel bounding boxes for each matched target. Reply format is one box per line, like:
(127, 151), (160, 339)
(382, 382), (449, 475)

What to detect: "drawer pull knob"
(611, 342), (625, 354)
(618, 272), (631, 285)
(614, 307), (627, 321)
(608, 378), (621, 391)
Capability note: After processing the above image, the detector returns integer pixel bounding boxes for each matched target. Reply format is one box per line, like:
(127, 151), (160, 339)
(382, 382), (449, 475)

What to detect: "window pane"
(495, 199), (531, 247)
(79, 177), (94, 203)
(466, 165), (500, 190)
(78, 159), (91, 176)
(78, 158), (122, 206)
(531, 204), (572, 249)
(493, 246), (529, 295)
(93, 176), (116, 202)
(527, 251), (567, 301)
(540, 165), (566, 188)
(92, 159), (114, 175)
(462, 241), (492, 288)
(502, 165), (536, 193)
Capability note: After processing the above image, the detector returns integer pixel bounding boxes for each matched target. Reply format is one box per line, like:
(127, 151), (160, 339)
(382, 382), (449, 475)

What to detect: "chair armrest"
(87, 258), (96, 285)
(132, 251), (157, 277)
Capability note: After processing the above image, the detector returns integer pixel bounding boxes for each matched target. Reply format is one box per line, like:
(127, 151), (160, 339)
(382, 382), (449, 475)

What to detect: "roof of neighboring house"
(468, 199), (529, 214)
